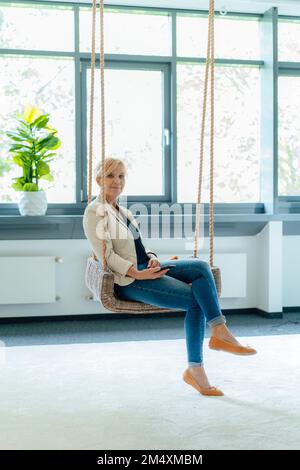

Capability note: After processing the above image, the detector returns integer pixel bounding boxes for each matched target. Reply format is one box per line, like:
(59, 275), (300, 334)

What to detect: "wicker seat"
(85, 256), (221, 314)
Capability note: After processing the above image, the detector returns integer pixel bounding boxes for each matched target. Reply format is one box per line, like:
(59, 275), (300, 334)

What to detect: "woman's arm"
(83, 205), (134, 277)
(126, 265), (140, 278)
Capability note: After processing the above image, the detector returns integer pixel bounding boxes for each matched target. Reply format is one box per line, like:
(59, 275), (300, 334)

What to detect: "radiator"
(0, 256), (58, 304)
(160, 253), (247, 298)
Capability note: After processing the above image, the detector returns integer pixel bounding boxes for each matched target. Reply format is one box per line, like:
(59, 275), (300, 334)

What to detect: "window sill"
(1, 213), (300, 239)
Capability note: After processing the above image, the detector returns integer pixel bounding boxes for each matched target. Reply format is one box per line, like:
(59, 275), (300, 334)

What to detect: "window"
(0, 3), (74, 52)
(278, 18), (300, 62)
(83, 63), (170, 198)
(177, 14), (261, 60)
(278, 75), (300, 196)
(0, 56), (76, 203)
(80, 8), (172, 56)
(177, 63), (260, 203)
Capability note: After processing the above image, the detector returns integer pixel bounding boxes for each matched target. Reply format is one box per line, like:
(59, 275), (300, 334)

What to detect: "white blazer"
(83, 195), (157, 286)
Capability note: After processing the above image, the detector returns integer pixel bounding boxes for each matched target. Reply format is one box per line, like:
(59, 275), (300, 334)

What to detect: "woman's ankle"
(211, 324), (226, 335)
(210, 324), (240, 344)
(188, 363), (203, 370)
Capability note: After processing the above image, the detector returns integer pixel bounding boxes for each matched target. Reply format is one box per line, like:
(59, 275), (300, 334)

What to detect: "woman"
(83, 157), (257, 397)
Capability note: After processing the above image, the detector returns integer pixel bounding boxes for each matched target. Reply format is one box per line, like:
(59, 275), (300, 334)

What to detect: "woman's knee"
(192, 259), (211, 275)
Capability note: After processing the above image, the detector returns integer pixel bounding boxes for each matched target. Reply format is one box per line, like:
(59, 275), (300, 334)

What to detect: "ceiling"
(35, 0), (300, 15)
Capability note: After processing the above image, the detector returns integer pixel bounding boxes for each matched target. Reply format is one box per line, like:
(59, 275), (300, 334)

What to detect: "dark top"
(116, 204), (150, 265)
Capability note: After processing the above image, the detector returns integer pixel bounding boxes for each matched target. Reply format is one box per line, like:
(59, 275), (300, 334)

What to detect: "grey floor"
(0, 312), (299, 347)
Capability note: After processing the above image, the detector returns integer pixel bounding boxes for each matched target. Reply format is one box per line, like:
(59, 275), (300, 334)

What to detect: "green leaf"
(12, 155), (26, 167)
(23, 183), (38, 191)
(8, 143), (24, 150)
(7, 136), (24, 143)
(8, 143), (31, 152)
(16, 129), (33, 140)
(12, 176), (26, 184)
(49, 137), (61, 150)
(43, 152), (56, 159)
(11, 176), (26, 191)
(32, 114), (50, 129)
(17, 119), (31, 130)
(40, 173), (54, 182)
(35, 135), (53, 149)
(6, 132), (25, 142)
(36, 161), (50, 177)
(11, 151), (34, 161)
(11, 181), (24, 191)
(38, 147), (55, 157)
(37, 135), (61, 151)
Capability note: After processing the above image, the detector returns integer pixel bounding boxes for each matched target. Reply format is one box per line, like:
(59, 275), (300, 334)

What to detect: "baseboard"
(253, 308), (283, 319)
(283, 306), (300, 313)
(0, 308), (285, 323)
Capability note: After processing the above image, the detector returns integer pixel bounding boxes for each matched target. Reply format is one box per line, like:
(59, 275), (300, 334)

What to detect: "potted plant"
(6, 105), (61, 216)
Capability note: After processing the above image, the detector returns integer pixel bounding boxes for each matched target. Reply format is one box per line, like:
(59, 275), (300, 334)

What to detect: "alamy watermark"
(96, 196), (205, 249)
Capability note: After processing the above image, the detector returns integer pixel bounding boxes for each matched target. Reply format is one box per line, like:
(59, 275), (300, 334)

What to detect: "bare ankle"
(211, 324), (226, 335)
(188, 364), (203, 370)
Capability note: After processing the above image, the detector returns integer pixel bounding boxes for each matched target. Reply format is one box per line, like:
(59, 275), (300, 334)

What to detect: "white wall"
(283, 236), (300, 307)
(0, 222), (291, 318)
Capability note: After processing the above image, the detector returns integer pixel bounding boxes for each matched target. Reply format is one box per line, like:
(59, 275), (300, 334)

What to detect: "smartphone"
(157, 264), (176, 271)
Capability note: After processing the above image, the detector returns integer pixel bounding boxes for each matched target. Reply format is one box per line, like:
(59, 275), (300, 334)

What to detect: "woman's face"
(98, 164), (126, 201)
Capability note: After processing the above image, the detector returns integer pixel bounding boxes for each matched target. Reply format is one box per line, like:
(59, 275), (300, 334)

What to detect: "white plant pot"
(18, 190), (48, 216)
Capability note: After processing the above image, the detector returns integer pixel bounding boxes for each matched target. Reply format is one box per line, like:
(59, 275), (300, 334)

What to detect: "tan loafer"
(183, 369), (224, 396)
(209, 336), (257, 355)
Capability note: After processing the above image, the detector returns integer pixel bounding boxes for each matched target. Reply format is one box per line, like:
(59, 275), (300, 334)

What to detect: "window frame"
(80, 58), (172, 204)
(278, 66), (300, 211)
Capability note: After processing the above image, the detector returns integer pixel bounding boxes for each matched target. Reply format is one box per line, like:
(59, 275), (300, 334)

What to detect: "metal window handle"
(164, 128), (170, 147)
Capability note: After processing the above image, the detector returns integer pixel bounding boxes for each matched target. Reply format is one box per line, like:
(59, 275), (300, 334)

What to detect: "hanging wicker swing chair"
(85, 0), (221, 314)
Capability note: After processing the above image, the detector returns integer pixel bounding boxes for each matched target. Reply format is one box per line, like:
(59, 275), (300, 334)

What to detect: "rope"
(193, 0), (215, 268)
(88, 0), (107, 270)
(99, 0), (107, 271)
(87, 0), (97, 206)
(209, 0), (215, 268)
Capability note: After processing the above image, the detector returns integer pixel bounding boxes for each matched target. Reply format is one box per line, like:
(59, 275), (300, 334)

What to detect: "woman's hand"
(135, 266), (169, 280)
(147, 257), (160, 268)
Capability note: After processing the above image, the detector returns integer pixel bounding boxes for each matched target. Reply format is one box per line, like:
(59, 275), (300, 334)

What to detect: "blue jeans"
(114, 258), (226, 367)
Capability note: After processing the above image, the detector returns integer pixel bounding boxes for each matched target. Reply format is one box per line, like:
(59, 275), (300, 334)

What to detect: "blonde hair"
(95, 157), (127, 184)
